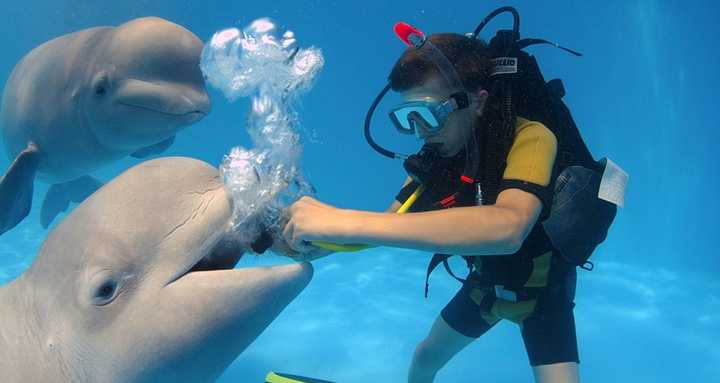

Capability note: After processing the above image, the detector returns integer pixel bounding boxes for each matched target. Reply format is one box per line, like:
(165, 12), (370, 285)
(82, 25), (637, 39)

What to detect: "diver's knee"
(412, 341), (443, 371)
(532, 362), (580, 383)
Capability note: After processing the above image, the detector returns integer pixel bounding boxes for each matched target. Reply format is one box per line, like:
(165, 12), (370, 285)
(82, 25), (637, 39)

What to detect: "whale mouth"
(188, 236), (245, 273)
(118, 101), (208, 118)
(166, 234), (246, 286)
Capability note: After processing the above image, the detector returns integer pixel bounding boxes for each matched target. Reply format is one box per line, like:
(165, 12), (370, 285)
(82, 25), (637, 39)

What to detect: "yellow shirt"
(503, 117), (557, 188)
(395, 117), (558, 211)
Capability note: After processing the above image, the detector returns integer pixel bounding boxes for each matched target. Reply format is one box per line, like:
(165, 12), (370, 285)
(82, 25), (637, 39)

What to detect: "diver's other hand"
(270, 231), (335, 262)
(269, 234), (300, 258)
(294, 247), (335, 262)
(282, 195), (357, 253)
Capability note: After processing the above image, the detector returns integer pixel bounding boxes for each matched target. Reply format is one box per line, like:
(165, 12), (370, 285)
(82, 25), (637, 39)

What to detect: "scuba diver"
(278, 7), (626, 383)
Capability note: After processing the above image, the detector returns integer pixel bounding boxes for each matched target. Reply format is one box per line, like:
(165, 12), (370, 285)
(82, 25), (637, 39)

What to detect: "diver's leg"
(408, 285), (497, 383)
(408, 315), (476, 383)
(532, 362), (579, 383)
(523, 260), (580, 383)
(408, 315), (474, 383)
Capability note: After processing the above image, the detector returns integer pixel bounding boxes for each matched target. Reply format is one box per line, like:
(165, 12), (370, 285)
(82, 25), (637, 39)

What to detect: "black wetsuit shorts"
(441, 257), (579, 367)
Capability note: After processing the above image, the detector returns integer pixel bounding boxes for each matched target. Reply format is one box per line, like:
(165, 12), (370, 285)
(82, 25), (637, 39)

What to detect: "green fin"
(265, 372), (336, 383)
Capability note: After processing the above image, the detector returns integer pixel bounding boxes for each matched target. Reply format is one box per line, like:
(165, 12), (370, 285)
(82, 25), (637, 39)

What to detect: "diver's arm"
(339, 188), (542, 256)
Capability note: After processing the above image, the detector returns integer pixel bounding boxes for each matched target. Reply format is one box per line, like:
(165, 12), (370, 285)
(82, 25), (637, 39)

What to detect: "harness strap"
(425, 253), (452, 298)
(425, 253), (546, 303)
(425, 254), (475, 298)
(517, 38), (583, 57)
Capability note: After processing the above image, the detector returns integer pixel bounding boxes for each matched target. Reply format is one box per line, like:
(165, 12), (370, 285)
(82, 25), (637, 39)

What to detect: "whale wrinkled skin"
(0, 157), (312, 383)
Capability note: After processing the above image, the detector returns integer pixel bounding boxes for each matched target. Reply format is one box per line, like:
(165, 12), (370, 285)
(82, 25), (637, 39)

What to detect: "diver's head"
(388, 33), (491, 157)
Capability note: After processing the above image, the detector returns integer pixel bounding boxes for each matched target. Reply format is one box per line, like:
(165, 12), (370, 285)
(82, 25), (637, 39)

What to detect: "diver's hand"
(270, 233), (335, 262)
(294, 247), (335, 262)
(282, 196), (357, 253)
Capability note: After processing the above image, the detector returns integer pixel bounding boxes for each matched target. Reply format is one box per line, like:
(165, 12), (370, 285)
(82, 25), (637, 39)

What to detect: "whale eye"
(91, 278), (119, 306)
(91, 72), (111, 98)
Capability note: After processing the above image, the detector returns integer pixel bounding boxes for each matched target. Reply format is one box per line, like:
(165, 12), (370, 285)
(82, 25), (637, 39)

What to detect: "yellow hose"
(310, 184), (425, 252)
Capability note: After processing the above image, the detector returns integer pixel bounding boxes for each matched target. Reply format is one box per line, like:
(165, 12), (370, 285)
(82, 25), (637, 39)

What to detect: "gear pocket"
(542, 166), (618, 267)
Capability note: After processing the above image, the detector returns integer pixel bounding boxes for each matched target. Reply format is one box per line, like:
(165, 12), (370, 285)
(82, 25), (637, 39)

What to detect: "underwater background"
(1, 0), (718, 382)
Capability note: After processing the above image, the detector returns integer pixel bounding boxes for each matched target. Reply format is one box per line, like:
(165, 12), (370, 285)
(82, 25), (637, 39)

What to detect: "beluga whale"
(0, 17), (211, 235)
(0, 156), (313, 382)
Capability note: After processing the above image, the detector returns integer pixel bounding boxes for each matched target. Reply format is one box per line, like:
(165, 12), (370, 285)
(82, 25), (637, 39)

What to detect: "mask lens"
(389, 107), (414, 134)
(412, 107), (440, 129)
(390, 103), (442, 134)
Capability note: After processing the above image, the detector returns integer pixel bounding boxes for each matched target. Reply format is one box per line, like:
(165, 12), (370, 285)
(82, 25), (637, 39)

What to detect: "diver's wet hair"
(388, 33), (492, 92)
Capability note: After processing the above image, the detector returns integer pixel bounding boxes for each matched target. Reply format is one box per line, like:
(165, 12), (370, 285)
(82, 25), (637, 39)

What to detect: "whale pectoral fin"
(41, 175), (103, 228)
(130, 135), (176, 159)
(0, 143), (41, 235)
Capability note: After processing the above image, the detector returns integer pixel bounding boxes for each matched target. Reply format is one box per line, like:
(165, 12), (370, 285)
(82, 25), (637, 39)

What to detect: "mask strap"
(394, 22), (465, 92)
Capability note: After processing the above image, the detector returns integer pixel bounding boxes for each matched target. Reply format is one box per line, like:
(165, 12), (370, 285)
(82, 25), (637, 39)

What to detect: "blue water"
(1, 1), (718, 382)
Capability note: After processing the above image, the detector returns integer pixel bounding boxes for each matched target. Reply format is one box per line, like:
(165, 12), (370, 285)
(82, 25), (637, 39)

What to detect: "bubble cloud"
(200, 18), (324, 247)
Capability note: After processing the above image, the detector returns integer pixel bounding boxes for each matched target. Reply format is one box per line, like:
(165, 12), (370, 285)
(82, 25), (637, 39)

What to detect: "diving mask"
(388, 91), (470, 137)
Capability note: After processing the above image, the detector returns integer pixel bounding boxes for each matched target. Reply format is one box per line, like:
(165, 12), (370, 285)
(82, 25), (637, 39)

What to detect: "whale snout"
(274, 261), (314, 296)
(114, 79), (211, 123)
(181, 91), (211, 121)
(180, 85), (211, 114)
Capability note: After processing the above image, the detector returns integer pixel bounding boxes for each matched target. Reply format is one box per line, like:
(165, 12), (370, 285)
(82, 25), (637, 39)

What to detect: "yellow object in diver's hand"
(266, 371), (336, 383)
(310, 184), (425, 252)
